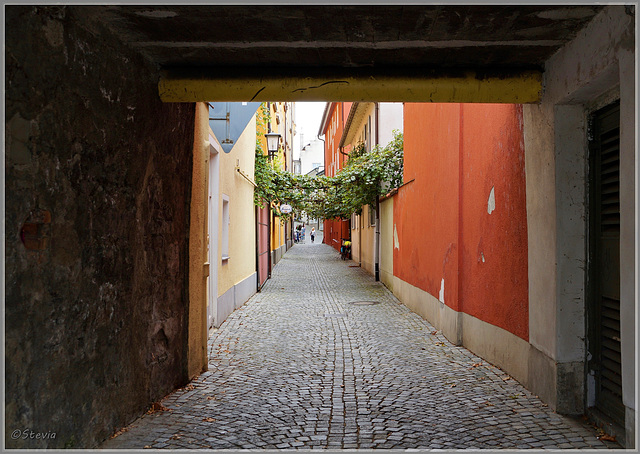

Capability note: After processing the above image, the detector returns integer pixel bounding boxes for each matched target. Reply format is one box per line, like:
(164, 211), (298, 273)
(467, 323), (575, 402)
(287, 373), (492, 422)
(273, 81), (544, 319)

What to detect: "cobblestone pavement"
(102, 243), (620, 450)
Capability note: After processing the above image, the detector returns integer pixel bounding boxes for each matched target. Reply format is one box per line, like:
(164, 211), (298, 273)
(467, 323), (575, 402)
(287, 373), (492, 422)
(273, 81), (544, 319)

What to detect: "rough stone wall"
(5, 6), (194, 448)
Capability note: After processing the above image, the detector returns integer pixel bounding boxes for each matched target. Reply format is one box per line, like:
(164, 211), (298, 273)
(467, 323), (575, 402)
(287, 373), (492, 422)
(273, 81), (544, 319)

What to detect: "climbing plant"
(253, 103), (404, 222)
(330, 130), (404, 217)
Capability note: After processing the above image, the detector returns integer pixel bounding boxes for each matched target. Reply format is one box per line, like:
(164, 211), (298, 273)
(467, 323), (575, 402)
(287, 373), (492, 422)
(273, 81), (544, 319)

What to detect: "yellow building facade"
(213, 113), (259, 327)
(339, 102), (403, 283)
(260, 102), (295, 267)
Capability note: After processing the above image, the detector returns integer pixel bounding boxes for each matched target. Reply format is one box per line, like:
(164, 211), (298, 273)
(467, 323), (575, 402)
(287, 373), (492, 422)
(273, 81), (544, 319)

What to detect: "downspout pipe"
(374, 102), (380, 281)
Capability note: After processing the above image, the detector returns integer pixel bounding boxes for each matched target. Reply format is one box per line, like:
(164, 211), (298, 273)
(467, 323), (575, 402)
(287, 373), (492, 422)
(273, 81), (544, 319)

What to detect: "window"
(221, 195), (230, 261)
(363, 124), (368, 150)
(368, 116), (373, 151)
(369, 204), (376, 227)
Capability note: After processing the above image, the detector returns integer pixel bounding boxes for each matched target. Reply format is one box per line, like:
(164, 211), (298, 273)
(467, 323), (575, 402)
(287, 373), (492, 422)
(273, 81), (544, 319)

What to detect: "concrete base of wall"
(392, 277), (462, 345)
(236, 272), (257, 308)
(217, 288), (235, 328)
(361, 258), (374, 277)
(272, 245), (286, 267)
(216, 272), (257, 328)
(461, 310), (531, 388)
(527, 345), (558, 408)
(391, 275), (589, 417)
(380, 270), (394, 293)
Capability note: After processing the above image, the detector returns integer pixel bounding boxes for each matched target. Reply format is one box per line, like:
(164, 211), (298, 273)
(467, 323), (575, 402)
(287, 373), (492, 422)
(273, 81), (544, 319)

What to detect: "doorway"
(587, 100), (623, 427)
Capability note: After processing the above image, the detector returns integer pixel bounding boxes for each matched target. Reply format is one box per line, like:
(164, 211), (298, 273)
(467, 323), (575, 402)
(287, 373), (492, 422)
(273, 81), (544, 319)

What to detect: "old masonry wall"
(5, 6), (195, 448)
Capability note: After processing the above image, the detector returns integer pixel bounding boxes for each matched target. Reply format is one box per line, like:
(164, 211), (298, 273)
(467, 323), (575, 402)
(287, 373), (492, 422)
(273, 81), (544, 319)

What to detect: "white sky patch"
(293, 102), (326, 159)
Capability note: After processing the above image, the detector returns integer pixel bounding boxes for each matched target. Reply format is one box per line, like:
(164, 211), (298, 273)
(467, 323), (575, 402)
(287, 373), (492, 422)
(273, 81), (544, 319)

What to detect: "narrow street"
(102, 243), (616, 450)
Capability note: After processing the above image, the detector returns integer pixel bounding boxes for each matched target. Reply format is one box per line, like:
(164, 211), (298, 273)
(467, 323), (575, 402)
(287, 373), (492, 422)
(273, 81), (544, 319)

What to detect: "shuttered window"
(588, 100), (624, 426)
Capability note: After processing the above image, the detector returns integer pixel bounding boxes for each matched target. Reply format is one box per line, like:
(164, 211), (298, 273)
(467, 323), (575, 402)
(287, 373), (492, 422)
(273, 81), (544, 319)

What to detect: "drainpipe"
(359, 212), (362, 266)
(374, 103), (380, 281)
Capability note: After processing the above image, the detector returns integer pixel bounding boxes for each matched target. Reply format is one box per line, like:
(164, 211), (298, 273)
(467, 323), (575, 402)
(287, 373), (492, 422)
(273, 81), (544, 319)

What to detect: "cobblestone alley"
(102, 243), (619, 450)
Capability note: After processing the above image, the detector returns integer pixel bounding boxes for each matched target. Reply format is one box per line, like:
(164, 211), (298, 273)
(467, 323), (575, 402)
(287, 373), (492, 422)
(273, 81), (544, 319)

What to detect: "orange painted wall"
(323, 102), (352, 251)
(395, 103), (528, 340)
(395, 104), (461, 311)
(459, 104), (528, 339)
(324, 218), (350, 251)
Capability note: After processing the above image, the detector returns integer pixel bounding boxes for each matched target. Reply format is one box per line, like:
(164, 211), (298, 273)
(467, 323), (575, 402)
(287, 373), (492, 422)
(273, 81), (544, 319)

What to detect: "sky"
(293, 102), (326, 160)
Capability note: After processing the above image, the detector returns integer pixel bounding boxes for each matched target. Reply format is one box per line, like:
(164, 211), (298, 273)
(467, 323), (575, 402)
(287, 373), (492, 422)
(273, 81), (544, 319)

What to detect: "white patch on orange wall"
(394, 224), (400, 250)
(439, 278), (445, 304)
(487, 186), (496, 214)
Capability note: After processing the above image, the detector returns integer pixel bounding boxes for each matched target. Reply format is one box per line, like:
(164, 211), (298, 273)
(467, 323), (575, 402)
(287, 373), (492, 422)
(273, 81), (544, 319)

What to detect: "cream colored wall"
(360, 205), (376, 275)
(345, 103), (376, 268)
(379, 197), (394, 291)
(351, 214), (361, 263)
(187, 102), (210, 378)
(357, 104), (375, 148)
(217, 114), (257, 297)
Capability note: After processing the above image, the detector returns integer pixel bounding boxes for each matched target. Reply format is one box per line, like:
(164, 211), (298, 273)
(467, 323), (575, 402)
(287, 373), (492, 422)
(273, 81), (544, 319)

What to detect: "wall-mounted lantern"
(265, 132), (281, 160)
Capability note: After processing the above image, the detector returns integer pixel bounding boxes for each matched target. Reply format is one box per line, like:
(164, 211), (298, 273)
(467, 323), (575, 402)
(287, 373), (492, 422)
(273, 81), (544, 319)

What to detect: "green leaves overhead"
(254, 102), (403, 222)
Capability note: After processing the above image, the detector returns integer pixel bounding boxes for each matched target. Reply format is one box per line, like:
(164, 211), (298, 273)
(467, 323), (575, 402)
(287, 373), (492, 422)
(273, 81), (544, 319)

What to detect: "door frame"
(207, 134), (221, 329)
(586, 100), (624, 428)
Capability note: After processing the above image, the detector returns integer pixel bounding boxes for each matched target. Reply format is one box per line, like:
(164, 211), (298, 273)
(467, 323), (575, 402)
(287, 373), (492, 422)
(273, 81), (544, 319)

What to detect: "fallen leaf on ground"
(203, 417), (216, 422)
(184, 384), (195, 391)
(431, 331), (438, 335)
(110, 427), (129, 438)
(598, 434), (616, 442)
(146, 402), (169, 414)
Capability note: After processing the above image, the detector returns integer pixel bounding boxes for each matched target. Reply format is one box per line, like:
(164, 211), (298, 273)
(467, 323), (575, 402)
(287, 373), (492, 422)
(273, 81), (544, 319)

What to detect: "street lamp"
(265, 132), (281, 160)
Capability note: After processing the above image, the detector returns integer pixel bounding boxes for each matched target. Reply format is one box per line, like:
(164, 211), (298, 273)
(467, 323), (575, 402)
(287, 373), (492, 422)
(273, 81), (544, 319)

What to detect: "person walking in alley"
(310, 227), (315, 243)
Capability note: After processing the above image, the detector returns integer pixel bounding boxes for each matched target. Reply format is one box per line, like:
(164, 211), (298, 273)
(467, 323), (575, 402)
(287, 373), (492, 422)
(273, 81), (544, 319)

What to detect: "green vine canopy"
(254, 103), (404, 222)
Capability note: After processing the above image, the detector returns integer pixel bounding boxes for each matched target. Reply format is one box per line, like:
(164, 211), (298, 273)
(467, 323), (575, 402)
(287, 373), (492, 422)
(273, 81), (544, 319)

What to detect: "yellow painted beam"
(159, 68), (542, 103)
